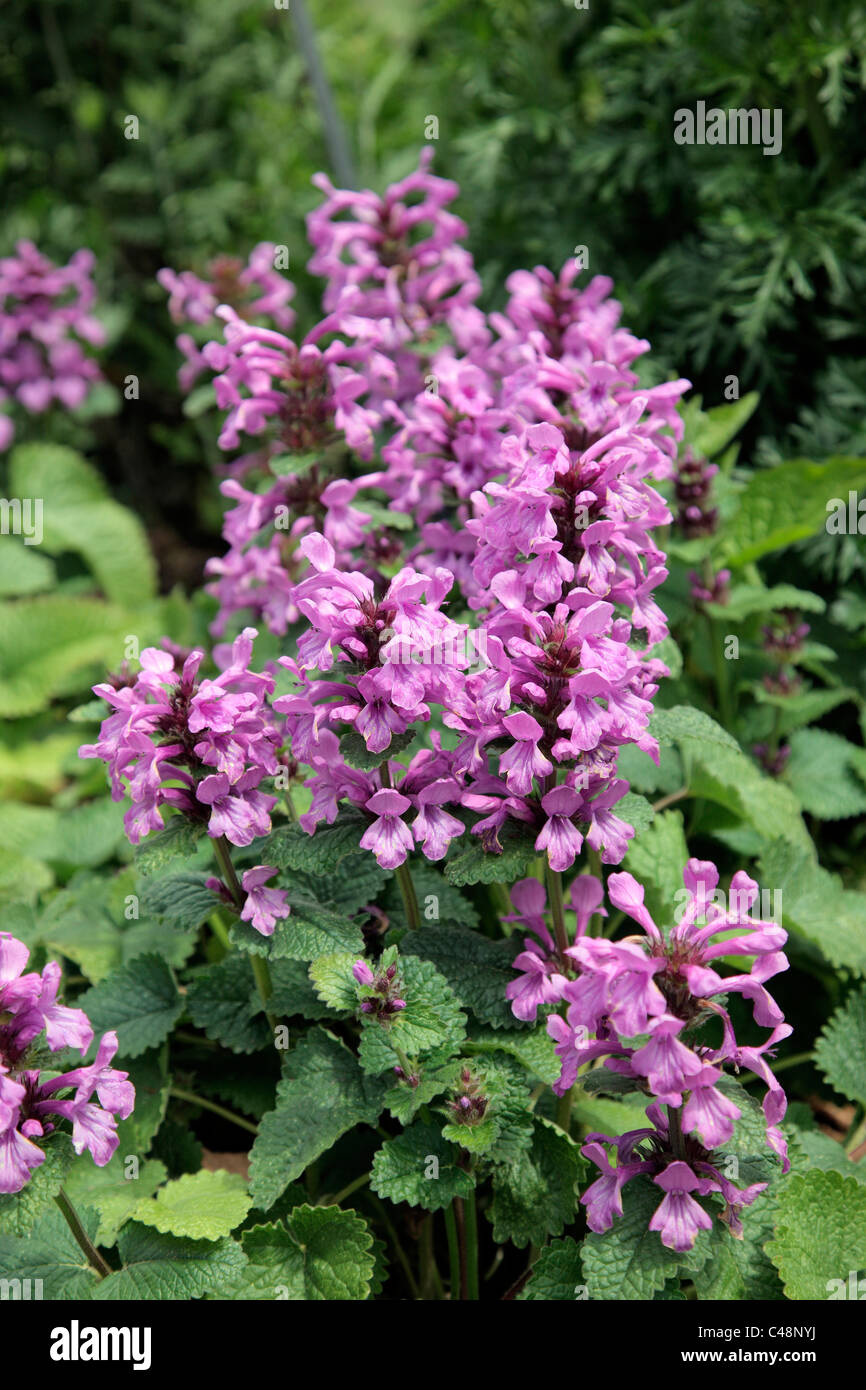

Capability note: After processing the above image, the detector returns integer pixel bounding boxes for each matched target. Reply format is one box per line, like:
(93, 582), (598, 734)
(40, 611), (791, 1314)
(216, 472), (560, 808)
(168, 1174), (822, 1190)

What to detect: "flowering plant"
(1, 150), (863, 1311)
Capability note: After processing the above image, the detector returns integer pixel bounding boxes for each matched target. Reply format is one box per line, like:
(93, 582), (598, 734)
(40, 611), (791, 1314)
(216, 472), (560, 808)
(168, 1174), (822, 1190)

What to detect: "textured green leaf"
(77, 954), (183, 1057)
(706, 582), (825, 622)
(687, 742), (810, 851)
(488, 1117), (582, 1248)
(140, 872), (218, 930)
(231, 894), (365, 962)
(0, 1205), (102, 1300)
(759, 841), (866, 975)
(186, 953), (271, 1052)
(133, 1169), (251, 1240)
(9, 443), (156, 604)
(766, 1170), (866, 1300)
(114, 1049), (170, 1158)
(722, 456), (866, 566)
(0, 595), (138, 717)
(357, 956), (466, 1074)
(259, 815), (368, 874)
(650, 704), (739, 751)
(0, 536), (55, 596)
(815, 985), (866, 1108)
(400, 925), (521, 1028)
(0, 1134), (76, 1235)
(267, 958), (342, 1021)
(581, 1175), (710, 1300)
(444, 823), (536, 886)
(382, 862), (479, 929)
(238, 1206), (375, 1299)
(340, 727), (415, 769)
(464, 1025), (561, 1086)
(371, 1119), (475, 1211)
(249, 1029), (386, 1210)
(63, 1152), (167, 1247)
(690, 392), (759, 458)
(308, 952), (359, 1012)
(783, 728), (866, 820)
(94, 1222), (247, 1300)
(134, 817), (206, 875)
(519, 1237), (585, 1301)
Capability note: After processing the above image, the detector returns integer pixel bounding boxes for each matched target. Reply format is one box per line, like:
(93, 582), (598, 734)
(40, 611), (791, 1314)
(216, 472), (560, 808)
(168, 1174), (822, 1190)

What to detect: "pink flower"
(240, 866), (291, 938)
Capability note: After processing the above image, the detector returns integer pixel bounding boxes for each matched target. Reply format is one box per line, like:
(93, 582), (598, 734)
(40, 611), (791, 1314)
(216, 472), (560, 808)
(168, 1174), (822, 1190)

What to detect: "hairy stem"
(55, 1188), (111, 1279)
(464, 1188), (480, 1300)
(169, 1087), (258, 1136)
(545, 860), (569, 961)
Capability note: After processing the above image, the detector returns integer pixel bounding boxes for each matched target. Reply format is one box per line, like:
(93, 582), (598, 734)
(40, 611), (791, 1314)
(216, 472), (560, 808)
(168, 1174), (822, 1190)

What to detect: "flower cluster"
(504, 859), (790, 1250)
(80, 627), (281, 849)
(158, 244), (295, 393)
(0, 240), (104, 451)
(352, 957), (407, 1020)
(0, 933), (134, 1193)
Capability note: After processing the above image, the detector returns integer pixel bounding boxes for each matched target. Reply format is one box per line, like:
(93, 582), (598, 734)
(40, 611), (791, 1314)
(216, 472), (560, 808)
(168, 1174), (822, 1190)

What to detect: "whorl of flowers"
(504, 860), (790, 1251)
(80, 628), (281, 850)
(0, 933), (134, 1193)
(158, 243), (295, 393)
(0, 239), (104, 451)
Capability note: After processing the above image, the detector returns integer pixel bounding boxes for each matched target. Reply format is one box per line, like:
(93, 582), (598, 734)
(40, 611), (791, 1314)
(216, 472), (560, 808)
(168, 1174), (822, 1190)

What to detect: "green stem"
(324, 1170), (371, 1206)
(742, 1050), (814, 1082)
(212, 836), (278, 1035)
(169, 1087), (259, 1136)
(556, 1084), (575, 1137)
(444, 1202), (461, 1299)
(464, 1188), (479, 1301)
(367, 1193), (420, 1299)
(706, 614), (734, 730)
(845, 1113), (866, 1157)
(208, 911), (231, 951)
(668, 1103), (686, 1160)
(379, 760), (421, 927)
(652, 786), (689, 814)
(544, 860), (569, 961)
(55, 1188), (111, 1278)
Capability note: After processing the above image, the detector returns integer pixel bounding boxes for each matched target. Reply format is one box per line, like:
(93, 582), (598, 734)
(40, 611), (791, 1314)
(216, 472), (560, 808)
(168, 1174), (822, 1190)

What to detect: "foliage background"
(1, 0), (865, 1301)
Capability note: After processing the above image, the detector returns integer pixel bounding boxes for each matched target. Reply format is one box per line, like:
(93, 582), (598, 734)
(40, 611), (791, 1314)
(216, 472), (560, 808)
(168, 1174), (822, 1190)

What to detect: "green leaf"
(259, 815), (368, 874)
(650, 705), (739, 751)
(766, 1171), (866, 1300)
(63, 1152), (167, 1247)
(371, 1119), (475, 1211)
(77, 954), (183, 1057)
(444, 823), (536, 886)
(134, 817), (207, 875)
(686, 741), (811, 852)
(0, 537), (55, 596)
(689, 393), (759, 458)
(815, 985), (866, 1108)
(616, 792), (655, 836)
(94, 1222), (247, 1300)
(0, 1205), (102, 1299)
(267, 958), (342, 1021)
(340, 727), (415, 769)
(238, 1206), (376, 1300)
(624, 810), (689, 925)
(231, 894), (365, 962)
(249, 1029), (386, 1210)
(519, 1237), (584, 1300)
(400, 925), (521, 1028)
(721, 457), (866, 566)
(308, 953), (359, 1013)
(382, 863), (479, 929)
(783, 729), (866, 820)
(133, 1169), (251, 1240)
(706, 583), (826, 623)
(692, 1189), (784, 1300)
(9, 443), (156, 604)
(581, 1175), (710, 1300)
(140, 872), (218, 930)
(357, 956), (466, 1074)
(186, 953), (272, 1052)
(463, 1025), (561, 1086)
(758, 841), (866, 975)
(0, 1134), (76, 1235)
(0, 595), (140, 717)
(488, 1117), (582, 1248)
